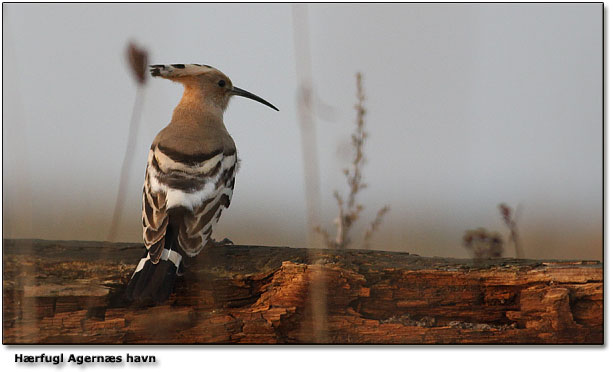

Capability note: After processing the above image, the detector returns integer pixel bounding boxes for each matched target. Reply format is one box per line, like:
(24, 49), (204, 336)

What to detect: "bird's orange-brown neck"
(172, 84), (225, 124)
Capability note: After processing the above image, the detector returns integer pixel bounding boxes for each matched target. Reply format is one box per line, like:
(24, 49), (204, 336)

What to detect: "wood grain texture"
(2, 239), (603, 344)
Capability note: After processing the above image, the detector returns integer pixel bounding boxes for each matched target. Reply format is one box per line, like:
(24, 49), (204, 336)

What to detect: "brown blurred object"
(126, 42), (148, 85)
(3, 239), (602, 344)
(463, 228), (504, 259)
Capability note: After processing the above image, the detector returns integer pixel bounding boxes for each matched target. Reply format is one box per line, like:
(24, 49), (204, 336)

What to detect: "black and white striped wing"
(142, 168), (169, 264)
(144, 145), (237, 259)
(178, 156), (236, 256)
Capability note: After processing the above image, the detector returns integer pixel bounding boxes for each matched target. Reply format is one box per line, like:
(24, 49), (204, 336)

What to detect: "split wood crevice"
(2, 239), (603, 344)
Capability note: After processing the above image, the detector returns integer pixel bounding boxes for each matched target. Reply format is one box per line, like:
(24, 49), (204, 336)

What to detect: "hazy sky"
(2, 3), (602, 259)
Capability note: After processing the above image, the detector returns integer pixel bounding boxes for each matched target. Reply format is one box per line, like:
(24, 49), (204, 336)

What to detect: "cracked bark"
(2, 239), (603, 344)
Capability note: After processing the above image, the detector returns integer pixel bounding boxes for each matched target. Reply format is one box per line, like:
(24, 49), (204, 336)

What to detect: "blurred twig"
(107, 42), (148, 242)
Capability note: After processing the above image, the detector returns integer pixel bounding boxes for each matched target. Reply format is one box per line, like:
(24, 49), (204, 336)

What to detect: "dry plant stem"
(315, 72), (389, 250)
(332, 73), (368, 249)
(509, 211), (524, 258)
(333, 192), (346, 248)
(499, 203), (524, 258)
(508, 222), (523, 258)
(363, 205), (390, 249)
(107, 87), (145, 241)
(347, 73), (367, 210)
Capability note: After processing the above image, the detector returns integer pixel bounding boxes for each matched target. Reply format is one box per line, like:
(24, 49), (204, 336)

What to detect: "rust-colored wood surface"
(2, 239), (603, 344)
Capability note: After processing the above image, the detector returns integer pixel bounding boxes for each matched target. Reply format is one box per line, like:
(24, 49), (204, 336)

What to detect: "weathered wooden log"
(2, 239), (603, 344)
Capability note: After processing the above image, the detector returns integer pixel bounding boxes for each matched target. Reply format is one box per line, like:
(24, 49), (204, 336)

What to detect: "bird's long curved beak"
(231, 87), (279, 111)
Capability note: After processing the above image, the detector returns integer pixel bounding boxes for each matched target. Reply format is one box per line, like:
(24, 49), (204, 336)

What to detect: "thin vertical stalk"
(292, 4), (327, 343)
(107, 86), (145, 241)
(292, 4), (322, 248)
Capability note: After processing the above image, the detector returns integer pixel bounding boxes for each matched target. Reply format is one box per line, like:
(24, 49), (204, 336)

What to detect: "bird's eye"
(218, 80), (226, 87)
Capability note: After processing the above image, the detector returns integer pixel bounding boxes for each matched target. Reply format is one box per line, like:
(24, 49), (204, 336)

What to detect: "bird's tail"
(125, 226), (184, 305)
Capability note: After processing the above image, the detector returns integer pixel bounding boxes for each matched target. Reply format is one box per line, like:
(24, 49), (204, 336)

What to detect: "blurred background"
(2, 3), (602, 260)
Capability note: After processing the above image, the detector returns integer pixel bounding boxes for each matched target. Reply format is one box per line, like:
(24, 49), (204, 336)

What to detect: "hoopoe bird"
(125, 64), (278, 304)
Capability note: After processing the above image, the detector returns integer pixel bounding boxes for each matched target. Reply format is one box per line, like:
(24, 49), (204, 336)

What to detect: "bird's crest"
(150, 64), (215, 78)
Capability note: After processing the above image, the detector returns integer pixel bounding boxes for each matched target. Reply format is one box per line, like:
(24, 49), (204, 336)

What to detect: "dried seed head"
(499, 203), (511, 222)
(126, 42), (148, 85)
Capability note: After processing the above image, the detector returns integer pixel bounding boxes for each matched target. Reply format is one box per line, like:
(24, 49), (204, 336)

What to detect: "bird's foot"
(212, 237), (234, 246)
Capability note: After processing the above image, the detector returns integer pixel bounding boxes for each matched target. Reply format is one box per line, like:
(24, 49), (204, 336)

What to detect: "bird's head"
(149, 64), (278, 112)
